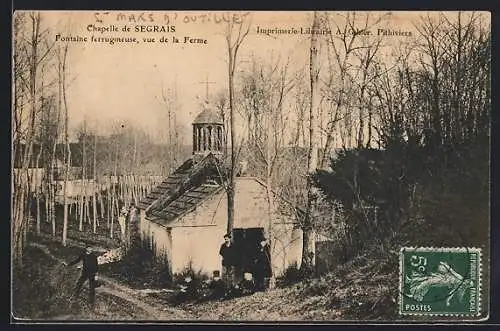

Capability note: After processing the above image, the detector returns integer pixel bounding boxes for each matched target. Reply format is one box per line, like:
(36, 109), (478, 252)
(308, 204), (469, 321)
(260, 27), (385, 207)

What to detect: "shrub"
(173, 260), (208, 284)
(169, 261), (209, 304)
(100, 245), (173, 288)
(311, 147), (424, 259)
(277, 263), (301, 287)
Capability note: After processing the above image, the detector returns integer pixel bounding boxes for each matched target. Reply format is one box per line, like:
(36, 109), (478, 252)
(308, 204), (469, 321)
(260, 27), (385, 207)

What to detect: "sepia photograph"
(11, 10), (491, 322)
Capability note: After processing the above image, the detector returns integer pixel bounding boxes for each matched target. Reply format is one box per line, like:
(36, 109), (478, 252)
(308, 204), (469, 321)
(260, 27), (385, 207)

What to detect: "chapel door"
(232, 227), (266, 274)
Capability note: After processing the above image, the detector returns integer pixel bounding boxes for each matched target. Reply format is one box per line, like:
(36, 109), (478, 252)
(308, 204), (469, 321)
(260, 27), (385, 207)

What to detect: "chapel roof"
(146, 183), (224, 227)
(138, 151), (304, 229)
(193, 106), (223, 125)
(137, 153), (226, 222)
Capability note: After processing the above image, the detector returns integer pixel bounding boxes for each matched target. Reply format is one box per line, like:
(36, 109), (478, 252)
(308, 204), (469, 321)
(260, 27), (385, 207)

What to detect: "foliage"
(276, 262), (301, 287)
(309, 14), (490, 265)
(312, 147), (409, 256)
(173, 261), (208, 284)
(297, 245), (399, 320)
(313, 138), (489, 260)
(169, 261), (209, 304)
(100, 245), (173, 288)
(12, 245), (102, 319)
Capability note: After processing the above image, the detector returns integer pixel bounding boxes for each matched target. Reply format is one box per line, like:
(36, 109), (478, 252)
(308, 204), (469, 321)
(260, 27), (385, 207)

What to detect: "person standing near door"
(219, 233), (237, 297)
(253, 240), (272, 291)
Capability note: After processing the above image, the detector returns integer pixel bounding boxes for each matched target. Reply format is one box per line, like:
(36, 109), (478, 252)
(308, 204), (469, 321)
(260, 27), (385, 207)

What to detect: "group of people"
(63, 231), (273, 305)
(219, 233), (272, 297)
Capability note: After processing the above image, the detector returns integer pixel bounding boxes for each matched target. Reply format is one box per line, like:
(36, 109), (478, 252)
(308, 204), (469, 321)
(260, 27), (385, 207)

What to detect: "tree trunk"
(225, 21), (249, 234)
(110, 151), (118, 239)
(110, 181), (115, 239)
(44, 190), (49, 225)
(13, 179), (27, 266)
(78, 193), (84, 231)
(301, 11), (320, 275)
(50, 178), (56, 236)
(12, 16), (23, 266)
(226, 44), (235, 235)
(107, 176), (111, 229)
(62, 154), (70, 246)
(61, 42), (70, 247)
(265, 139), (275, 289)
(92, 133), (98, 233)
(79, 123), (87, 231)
(12, 12), (41, 266)
(49, 121), (59, 236)
(110, 194), (115, 239)
(35, 144), (43, 235)
(366, 99), (373, 148)
(85, 195), (91, 225)
(99, 187), (104, 220)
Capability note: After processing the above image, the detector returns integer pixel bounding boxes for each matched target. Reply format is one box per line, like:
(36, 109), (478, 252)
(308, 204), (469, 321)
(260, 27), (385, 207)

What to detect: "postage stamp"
(11, 9), (490, 322)
(399, 247), (482, 316)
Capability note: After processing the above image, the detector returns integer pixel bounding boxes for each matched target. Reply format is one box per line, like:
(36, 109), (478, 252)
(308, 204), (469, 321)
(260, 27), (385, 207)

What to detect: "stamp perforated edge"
(398, 246), (482, 317)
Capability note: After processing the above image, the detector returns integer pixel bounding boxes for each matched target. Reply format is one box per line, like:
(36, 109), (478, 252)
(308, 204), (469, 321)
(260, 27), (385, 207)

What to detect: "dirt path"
(24, 241), (323, 321)
(28, 242), (194, 320)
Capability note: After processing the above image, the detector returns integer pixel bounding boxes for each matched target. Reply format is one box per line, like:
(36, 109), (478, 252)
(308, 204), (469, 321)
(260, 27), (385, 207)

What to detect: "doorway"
(232, 227), (266, 275)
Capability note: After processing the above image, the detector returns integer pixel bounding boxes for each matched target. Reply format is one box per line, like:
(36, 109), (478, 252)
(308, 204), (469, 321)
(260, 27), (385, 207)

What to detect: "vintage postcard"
(11, 10), (491, 322)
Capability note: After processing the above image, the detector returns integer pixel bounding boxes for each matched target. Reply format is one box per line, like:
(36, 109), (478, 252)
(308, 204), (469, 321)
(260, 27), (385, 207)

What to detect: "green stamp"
(399, 247), (482, 316)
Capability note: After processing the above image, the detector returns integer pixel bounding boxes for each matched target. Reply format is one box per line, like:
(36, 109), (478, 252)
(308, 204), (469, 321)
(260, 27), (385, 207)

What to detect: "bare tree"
(413, 13), (450, 151)
(301, 11), (321, 275)
(319, 12), (387, 165)
(12, 12), (53, 263)
(240, 53), (296, 288)
(156, 80), (183, 175)
(78, 119), (88, 231)
(213, 90), (229, 154)
(159, 84), (174, 173)
(58, 38), (71, 247)
(292, 75), (310, 148)
(224, 14), (250, 234)
(92, 126), (98, 233)
(368, 12), (491, 154)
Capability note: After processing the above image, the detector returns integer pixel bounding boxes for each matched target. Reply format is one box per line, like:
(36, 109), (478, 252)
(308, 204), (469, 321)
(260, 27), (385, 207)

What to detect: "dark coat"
(219, 243), (237, 267)
(69, 251), (98, 275)
(253, 245), (271, 278)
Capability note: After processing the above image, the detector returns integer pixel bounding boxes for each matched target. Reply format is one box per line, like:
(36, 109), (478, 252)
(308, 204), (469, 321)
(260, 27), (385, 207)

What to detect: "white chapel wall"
(141, 178), (303, 278)
(139, 210), (173, 268)
(170, 191), (228, 276)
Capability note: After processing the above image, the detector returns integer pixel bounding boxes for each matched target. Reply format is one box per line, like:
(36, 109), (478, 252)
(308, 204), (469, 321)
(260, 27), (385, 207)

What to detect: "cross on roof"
(198, 73), (216, 100)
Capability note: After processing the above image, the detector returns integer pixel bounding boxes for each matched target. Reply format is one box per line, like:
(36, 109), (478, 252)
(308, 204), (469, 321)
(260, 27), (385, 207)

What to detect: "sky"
(14, 11), (490, 145)
(34, 11), (313, 140)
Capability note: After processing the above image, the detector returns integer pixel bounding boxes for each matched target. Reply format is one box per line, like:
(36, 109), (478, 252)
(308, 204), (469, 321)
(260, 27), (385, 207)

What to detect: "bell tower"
(192, 101), (224, 158)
